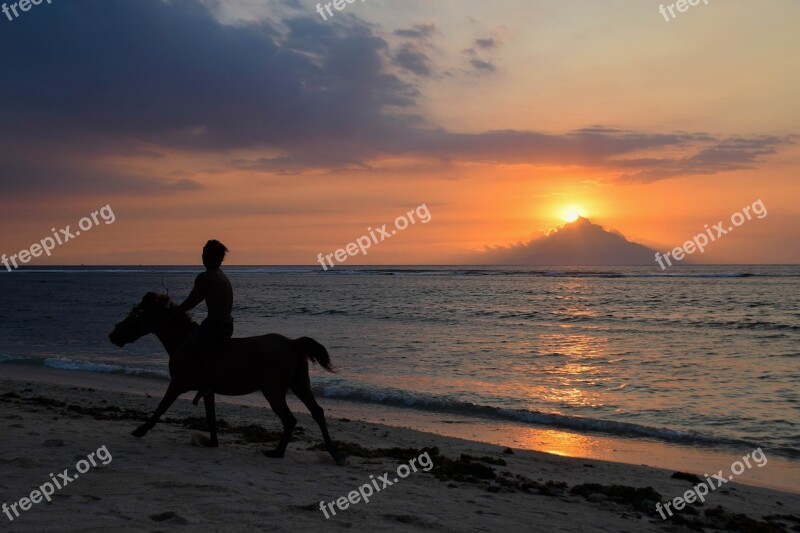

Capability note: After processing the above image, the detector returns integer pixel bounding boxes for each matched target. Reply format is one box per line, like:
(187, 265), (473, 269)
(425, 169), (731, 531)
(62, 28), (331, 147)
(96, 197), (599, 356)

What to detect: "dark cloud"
(0, 0), (419, 193)
(394, 24), (437, 40)
(230, 153), (369, 175)
(392, 24), (436, 77)
(462, 34), (503, 73)
(475, 38), (498, 49)
(395, 128), (698, 165)
(469, 58), (497, 72)
(612, 135), (790, 183)
(392, 44), (433, 76)
(0, 1), (416, 149)
(0, 0), (791, 196)
(225, 126), (790, 183)
(0, 155), (202, 196)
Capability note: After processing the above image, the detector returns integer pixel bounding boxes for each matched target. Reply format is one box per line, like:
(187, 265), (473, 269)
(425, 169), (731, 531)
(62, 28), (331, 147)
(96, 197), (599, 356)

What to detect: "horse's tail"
(292, 336), (334, 372)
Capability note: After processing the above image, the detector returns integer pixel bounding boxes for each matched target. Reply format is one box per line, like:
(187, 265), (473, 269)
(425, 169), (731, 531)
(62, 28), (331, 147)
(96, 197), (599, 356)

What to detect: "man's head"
(202, 240), (228, 269)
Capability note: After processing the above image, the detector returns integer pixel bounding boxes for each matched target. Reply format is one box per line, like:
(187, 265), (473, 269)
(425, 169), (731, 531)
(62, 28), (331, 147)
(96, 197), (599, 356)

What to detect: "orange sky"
(0, 0), (798, 265)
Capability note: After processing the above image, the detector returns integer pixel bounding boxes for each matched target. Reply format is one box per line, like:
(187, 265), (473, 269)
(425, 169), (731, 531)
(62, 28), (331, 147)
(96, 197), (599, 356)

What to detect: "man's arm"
(176, 273), (208, 313)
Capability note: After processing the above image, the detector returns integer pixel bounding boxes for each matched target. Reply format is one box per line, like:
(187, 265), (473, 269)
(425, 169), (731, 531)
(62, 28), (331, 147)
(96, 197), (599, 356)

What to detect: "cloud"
(461, 33), (504, 74)
(469, 217), (656, 266)
(0, 0), (420, 194)
(1, 1), (418, 150)
(0, 0), (791, 197)
(219, 126), (793, 183)
(475, 38), (498, 50)
(391, 128), (791, 182)
(394, 24), (437, 40)
(611, 135), (791, 183)
(0, 150), (203, 196)
(392, 43), (433, 76)
(391, 24), (437, 77)
(468, 58), (497, 72)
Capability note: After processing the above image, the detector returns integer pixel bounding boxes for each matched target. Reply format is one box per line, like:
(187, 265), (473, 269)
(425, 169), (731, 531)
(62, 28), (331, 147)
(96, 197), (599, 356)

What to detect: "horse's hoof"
(333, 451), (348, 466)
(262, 449), (285, 458)
(190, 432), (219, 448)
(132, 426), (148, 438)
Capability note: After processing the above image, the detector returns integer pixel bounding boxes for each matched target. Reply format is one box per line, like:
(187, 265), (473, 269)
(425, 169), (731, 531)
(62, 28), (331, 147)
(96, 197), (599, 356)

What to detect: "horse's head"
(109, 292), (178, 347)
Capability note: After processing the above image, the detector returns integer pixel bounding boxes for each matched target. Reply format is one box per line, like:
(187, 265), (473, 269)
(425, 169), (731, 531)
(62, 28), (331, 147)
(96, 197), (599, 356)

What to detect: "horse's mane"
(137, 292), (197, 327)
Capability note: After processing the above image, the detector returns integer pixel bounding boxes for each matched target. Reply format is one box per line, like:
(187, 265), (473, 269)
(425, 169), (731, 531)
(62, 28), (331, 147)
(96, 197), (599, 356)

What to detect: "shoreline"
(2, 365), (799, 531)
(2, 363), (798, 495)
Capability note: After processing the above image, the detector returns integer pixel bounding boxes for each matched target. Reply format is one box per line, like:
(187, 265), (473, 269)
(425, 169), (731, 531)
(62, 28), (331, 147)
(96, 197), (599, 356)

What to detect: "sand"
(1, 366), (798, 532)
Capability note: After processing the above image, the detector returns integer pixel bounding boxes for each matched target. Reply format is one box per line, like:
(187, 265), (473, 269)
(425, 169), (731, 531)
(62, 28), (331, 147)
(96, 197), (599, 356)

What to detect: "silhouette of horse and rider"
(108, 240), (344, 464)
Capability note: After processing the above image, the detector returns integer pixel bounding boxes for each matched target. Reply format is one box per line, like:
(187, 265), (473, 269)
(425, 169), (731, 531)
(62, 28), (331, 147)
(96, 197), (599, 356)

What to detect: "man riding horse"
(174, 239), (233, 404)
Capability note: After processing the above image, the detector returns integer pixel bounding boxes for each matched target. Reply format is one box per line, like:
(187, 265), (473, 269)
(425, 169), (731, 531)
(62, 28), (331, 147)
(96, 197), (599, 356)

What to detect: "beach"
(2, 364), (798, 532)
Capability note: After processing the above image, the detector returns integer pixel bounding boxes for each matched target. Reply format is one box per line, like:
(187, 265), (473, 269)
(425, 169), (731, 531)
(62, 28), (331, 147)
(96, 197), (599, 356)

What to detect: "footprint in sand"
(149, 511), (189, 525)
(1, 457), (38, 468)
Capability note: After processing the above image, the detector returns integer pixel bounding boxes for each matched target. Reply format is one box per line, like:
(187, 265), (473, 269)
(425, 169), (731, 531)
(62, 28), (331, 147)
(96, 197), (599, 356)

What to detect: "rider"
(175, 239), (234, 404)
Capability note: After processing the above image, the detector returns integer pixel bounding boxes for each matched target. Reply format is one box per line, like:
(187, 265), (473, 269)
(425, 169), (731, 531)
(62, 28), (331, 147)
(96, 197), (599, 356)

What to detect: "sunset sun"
(562, 206), (586, 223)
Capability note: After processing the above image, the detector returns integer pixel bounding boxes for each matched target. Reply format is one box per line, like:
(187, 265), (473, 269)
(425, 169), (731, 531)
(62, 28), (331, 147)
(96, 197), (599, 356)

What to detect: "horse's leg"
(133, 381), (182, 437)
(261, 390), (296, 458)
(198, 393), (219, 448)
(193, 357), (216, 405)
(291, 371), (345, 465)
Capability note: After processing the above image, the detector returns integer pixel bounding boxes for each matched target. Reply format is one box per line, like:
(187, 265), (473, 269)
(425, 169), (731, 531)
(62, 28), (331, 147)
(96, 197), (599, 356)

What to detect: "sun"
(562, 206), (586, 223)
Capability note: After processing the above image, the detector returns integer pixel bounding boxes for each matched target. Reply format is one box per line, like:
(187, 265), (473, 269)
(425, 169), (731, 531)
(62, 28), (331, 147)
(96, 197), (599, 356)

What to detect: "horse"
(108, 292), (344, 465)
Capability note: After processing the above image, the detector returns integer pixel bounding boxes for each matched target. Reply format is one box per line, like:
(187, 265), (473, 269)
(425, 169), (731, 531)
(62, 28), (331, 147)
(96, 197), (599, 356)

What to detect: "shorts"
(178, 319), (233, 360)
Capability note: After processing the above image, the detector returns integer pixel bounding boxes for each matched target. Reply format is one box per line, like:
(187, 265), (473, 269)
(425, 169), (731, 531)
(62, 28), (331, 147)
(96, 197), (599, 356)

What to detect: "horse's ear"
(142, 292), (159, 306)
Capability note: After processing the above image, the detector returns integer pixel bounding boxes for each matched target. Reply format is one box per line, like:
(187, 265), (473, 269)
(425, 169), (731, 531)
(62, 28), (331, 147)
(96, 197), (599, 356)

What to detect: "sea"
(1, 265), (798, 462)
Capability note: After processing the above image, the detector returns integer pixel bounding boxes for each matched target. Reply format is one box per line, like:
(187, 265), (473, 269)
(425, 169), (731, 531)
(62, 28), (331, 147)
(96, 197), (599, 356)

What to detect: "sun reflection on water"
(508, 426), (605, 459)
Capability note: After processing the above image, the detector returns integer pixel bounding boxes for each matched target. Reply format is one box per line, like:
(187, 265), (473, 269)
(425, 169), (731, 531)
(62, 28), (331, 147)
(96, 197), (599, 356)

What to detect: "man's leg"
(177, 326), (213, 405)
(191, 322), (232, 405)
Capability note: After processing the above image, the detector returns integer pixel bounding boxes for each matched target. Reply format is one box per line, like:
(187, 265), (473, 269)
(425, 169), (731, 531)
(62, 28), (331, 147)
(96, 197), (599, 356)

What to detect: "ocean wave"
(0, 355), (169, 380)
(310, 382), (774, 453)
(3, 355), (796, 458)
(685, 319), (800, 332)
